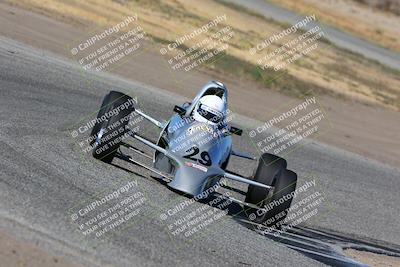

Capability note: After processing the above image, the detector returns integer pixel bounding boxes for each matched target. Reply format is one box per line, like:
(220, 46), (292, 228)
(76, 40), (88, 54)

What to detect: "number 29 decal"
(183, 146), (212, 166)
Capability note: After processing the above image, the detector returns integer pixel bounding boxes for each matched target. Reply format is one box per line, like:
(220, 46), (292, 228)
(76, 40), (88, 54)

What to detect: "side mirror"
(229, 126), (243, 136)
(173, 105), (186, 116)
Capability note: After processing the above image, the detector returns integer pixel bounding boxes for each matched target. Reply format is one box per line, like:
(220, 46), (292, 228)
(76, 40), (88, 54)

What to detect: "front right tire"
(245, 153), (297, 228)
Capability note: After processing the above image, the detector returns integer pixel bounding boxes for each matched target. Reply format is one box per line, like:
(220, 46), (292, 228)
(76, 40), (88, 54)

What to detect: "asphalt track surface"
(224, 0), (400, 71)
(1, 37), (400, 267)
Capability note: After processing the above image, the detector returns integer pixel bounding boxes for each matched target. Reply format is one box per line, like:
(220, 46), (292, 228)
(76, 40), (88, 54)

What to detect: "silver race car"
(90, 81), (297, 227)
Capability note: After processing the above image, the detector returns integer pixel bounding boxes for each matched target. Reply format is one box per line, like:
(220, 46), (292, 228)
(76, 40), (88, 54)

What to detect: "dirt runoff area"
(0, 230), (82, 267)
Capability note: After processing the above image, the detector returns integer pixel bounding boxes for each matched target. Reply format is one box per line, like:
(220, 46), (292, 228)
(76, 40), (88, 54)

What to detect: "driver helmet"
(193, 95), (224, 125)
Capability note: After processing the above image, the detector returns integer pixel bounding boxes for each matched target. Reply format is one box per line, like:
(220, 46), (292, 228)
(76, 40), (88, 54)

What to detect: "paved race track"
(1, 37), (399, 266)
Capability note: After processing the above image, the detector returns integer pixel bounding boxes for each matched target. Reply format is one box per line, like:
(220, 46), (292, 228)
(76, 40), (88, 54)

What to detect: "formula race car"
(90, 81), (297, 227)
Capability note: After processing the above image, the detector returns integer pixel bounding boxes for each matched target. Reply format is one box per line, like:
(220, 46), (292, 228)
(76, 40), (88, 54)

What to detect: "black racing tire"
(245, 153), (287, 206)
(92, 91), (135, 163)
(260, 169), (297, 228)
(245, 153), (297, 227)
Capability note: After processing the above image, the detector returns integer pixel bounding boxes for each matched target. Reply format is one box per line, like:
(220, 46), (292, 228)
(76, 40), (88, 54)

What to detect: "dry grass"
(269, 0), (400, 53)
(7, 0), (400, 110)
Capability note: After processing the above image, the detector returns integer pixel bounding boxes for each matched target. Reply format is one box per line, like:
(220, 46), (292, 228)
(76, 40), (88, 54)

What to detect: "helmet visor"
(197, 104), (223, 123)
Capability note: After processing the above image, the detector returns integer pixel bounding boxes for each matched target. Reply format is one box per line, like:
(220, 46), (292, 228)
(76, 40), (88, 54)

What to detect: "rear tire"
(91, 91), (135, 163)
(245, 153), (297, 228)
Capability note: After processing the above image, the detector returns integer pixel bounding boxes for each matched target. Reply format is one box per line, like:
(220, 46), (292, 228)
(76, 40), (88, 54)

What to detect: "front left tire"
(91, 91), (135, 163)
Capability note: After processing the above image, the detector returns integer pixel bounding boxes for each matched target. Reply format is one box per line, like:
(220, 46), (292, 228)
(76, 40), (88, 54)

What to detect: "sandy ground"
(344, 249), (400, 267)
(0, 230), (81, 267)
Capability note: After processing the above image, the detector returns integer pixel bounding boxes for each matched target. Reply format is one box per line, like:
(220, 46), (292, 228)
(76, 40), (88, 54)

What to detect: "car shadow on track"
(110, 162), (149, 180)
(198, 194), (400, 267)
(109, 160), (400, 267)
